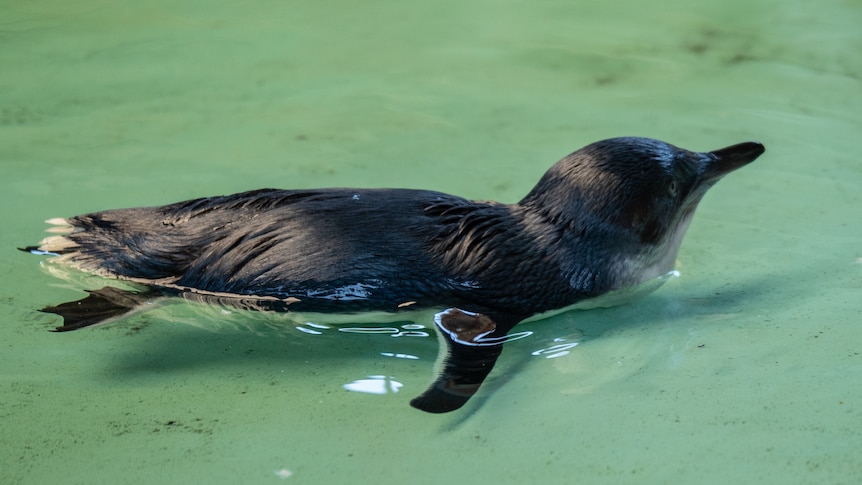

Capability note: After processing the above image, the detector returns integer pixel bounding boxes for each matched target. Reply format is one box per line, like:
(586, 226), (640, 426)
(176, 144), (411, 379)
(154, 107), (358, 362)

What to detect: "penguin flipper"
(41, 287), (162, 332)
(410, 308), (522, 414)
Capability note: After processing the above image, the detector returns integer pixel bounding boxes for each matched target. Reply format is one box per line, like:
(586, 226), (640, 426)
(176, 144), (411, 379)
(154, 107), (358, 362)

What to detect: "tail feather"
(22, 210), (199, 281)
(22, 217), (167, 329)
(19, 218), (81, 259)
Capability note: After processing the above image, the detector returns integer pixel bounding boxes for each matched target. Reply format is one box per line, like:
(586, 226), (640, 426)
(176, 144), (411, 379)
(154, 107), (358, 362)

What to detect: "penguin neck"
(608, 209), (695, 288)
(516, 199), (696, 295)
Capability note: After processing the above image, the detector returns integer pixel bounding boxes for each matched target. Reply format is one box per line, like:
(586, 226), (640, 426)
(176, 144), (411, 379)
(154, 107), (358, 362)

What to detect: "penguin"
(20, 137), (765, 413)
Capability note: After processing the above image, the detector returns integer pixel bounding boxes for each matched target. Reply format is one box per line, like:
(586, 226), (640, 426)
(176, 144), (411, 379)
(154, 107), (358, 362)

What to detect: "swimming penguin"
(21, 137), (764, 413)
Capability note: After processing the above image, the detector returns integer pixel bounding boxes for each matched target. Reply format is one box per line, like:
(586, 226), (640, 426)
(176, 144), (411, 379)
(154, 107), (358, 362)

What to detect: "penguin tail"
(18, 218), (86, 260)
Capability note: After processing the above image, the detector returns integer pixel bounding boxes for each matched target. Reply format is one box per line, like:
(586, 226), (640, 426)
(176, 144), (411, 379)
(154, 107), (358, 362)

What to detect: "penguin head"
(520, 136), (764, 286)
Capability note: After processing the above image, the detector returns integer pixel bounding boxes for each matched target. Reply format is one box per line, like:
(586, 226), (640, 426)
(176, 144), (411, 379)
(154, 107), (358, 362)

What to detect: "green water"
(2, 0), (860, 483)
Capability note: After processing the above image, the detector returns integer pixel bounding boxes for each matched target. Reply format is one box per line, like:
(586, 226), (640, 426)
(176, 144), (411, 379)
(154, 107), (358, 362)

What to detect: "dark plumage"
(22, 137), (764, 413)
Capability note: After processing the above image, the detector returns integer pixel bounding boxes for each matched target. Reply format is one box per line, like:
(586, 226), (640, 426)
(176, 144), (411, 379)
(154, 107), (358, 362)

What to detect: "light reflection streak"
(531, 342), (580, 359)
(380, 352), (420, 360)
(338, 327), (398, 334)
(343, 375), (404, 394)
(338, 324), (429, 338)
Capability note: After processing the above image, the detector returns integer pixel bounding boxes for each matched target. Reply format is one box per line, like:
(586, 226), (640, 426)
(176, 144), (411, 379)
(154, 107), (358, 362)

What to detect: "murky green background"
(2, 0), (860, 483)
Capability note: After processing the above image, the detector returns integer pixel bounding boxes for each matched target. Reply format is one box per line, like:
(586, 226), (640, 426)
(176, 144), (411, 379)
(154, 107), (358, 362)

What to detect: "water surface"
(2, 0), (860, 483)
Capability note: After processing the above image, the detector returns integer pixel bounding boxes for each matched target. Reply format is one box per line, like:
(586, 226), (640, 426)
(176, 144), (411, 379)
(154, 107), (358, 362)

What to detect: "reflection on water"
(380, 352), (420, 360)
(295, 323), (326, 335)
(531, 338), (580, 359)
(339, 325), (430, 338)
(343, 375), (404, 395)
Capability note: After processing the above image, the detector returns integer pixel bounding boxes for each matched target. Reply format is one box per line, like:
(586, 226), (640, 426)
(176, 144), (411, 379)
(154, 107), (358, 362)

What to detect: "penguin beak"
(701, 142), (765, 182)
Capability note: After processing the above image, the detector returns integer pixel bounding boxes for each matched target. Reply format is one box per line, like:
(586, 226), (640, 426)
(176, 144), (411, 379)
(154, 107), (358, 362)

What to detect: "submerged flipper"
(41, 287), (162, 332)
(410, 308), (524, 413)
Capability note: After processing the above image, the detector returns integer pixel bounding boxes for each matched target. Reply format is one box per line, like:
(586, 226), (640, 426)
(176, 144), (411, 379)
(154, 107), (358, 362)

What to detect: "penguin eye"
(667, 180), (679, 197)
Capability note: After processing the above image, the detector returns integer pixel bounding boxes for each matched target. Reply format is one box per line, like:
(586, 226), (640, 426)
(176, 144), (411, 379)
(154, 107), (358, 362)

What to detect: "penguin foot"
(410, 308), (509, 413)
(41, 287), (161, 331)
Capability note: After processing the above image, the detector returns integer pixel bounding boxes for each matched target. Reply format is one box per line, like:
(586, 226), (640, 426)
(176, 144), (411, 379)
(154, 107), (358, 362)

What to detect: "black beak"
(702, 142), (765, 182)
